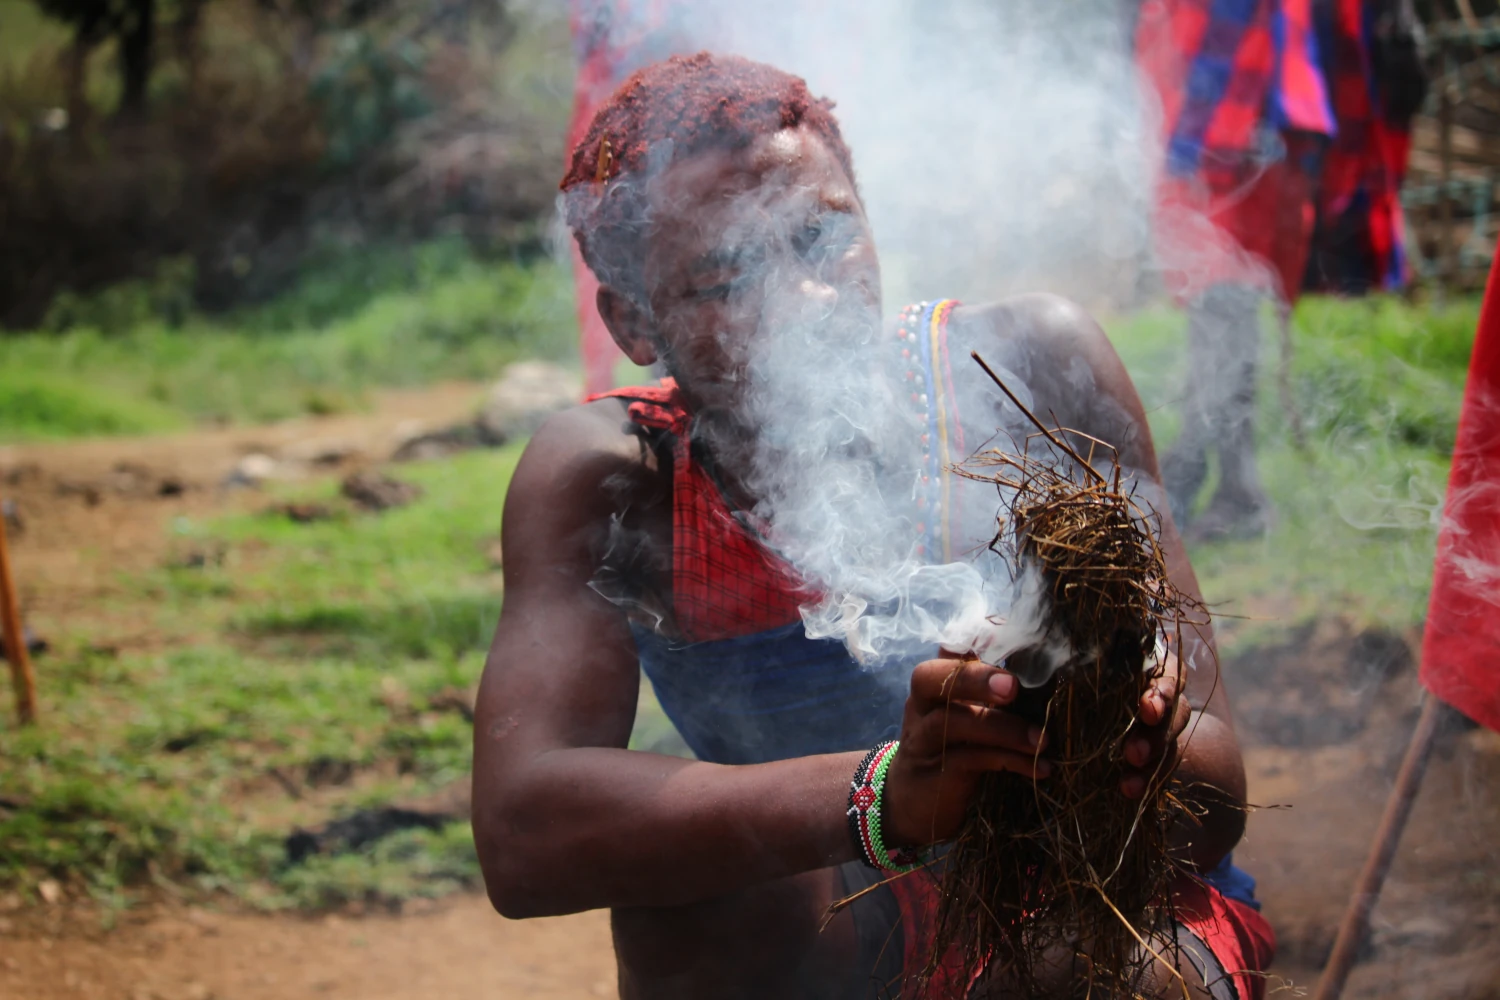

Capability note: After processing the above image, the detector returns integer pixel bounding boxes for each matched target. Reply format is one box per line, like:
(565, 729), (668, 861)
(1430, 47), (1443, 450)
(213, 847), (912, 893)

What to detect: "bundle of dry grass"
(916, 353), (1206, 999)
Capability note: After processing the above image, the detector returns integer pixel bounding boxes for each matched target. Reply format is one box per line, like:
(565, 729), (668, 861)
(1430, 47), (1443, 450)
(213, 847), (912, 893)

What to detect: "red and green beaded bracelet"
(846, 740), (928, 873)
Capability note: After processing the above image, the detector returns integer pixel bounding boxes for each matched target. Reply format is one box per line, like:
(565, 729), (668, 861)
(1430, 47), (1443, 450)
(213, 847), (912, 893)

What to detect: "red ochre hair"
(561, 52), (855, 306)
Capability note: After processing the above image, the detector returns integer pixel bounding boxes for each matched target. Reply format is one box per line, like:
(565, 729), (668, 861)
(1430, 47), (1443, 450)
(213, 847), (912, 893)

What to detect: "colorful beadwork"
(896, 300), (964, 563)
(846, 740), (927, 873)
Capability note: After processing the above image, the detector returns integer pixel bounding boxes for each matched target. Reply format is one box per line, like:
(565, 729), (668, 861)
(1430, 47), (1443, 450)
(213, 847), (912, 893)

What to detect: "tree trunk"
(118, 0), (155, 117)
(174, 0), (205, 95)
(66, 12), (105, 129)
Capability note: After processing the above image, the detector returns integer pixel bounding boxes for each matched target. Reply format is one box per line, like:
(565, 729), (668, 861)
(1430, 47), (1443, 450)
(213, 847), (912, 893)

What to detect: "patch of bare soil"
(1228, 621), (1500, 999)
(0, 382), (483, 642)
(0, 896), (617, 1000)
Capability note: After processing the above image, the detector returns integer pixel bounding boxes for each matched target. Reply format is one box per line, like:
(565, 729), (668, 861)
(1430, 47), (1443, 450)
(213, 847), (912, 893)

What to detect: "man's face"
(633, 126), (882, 428)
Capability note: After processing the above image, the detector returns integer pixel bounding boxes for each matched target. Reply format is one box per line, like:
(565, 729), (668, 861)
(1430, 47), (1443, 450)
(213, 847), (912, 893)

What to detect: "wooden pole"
(0, 499), (37, 725)
(1311, 694), (1451, 1000)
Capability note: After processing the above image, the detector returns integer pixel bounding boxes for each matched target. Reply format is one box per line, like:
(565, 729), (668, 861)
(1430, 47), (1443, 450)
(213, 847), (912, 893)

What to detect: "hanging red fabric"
(1420, 248), (1500, 733)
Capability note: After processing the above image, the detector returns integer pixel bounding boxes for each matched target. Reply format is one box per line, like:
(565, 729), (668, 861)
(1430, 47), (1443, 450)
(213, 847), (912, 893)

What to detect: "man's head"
(561, 53), (881, 424)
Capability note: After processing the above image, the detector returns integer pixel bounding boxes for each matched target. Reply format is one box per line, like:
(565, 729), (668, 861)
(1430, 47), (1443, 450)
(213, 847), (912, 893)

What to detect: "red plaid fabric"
(1137, 0), (1332, 302)
(1307, 0), (1412, 291)
(588, 380), (809, 642)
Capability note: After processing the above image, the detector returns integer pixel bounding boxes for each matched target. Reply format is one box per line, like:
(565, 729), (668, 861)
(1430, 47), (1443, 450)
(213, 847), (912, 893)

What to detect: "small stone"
(36, 879), (61, 904)
(224, 454), (278, 489)
(341, 470), (422, 512)
(476, 361), (582, 444)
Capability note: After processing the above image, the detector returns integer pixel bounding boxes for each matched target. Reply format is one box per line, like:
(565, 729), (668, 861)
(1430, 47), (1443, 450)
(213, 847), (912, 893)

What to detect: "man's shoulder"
(952, 293), (1111, 363)
(506, 397), (662, 520)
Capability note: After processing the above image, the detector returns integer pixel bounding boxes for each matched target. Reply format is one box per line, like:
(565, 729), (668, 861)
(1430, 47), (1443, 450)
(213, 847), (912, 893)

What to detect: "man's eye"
(796, 215), (856, 269)
(694, 278), (740, 301)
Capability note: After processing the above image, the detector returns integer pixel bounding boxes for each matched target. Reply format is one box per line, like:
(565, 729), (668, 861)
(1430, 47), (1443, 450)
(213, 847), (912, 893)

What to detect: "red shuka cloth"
(1421, 249), (1500, 733)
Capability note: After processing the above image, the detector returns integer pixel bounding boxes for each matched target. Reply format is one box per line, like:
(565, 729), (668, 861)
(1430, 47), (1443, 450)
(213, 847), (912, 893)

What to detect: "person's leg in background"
(1163, 132), (1322, 538)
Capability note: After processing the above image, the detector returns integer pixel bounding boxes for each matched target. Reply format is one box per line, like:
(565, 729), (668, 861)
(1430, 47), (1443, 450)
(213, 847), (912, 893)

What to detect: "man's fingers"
(1138, 661), (1181, 726)
(910, 658), (1018, 710)
(909, 702), (1042, 756)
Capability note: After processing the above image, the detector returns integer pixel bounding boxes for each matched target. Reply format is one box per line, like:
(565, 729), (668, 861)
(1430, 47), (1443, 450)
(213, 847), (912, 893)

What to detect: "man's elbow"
(475, 822), (551, 920)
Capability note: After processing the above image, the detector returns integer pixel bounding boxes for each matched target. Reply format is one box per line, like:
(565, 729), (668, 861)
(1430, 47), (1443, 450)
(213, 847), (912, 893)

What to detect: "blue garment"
(1201, 852), (1262, 910)
(630, 622), (906, 765)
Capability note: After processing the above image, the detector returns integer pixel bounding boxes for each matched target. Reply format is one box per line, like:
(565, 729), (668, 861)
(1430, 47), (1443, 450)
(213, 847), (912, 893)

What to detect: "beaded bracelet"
(846, 740), (927, 873)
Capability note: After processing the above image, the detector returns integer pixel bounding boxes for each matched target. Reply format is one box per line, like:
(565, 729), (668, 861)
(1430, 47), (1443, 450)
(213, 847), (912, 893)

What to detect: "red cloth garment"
(1421, 249), (1500, 733)
(1152, 131), (1323, 303)
(886, 873), (1275, 1000)
(1307, 0), (1414, 291)
(1137, 0), (1332, 303)
(1172, 876), (1279, 1000)
(587, 380), (809, 641)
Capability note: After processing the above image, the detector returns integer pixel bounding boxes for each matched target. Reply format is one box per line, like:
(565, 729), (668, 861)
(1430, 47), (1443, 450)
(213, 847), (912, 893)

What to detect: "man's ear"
(596, 286), (660, 367)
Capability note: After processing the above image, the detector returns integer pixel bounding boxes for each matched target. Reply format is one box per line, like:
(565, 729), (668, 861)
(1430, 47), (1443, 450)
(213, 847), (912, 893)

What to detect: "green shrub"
(0, 370), (185, 439)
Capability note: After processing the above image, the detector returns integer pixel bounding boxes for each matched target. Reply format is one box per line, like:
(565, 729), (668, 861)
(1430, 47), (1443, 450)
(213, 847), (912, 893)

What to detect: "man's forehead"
(652, 128), (854, 217)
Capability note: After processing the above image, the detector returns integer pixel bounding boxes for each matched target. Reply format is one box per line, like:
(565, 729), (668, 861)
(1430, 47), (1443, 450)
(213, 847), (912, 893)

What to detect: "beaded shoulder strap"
(894, 299), (966, 564)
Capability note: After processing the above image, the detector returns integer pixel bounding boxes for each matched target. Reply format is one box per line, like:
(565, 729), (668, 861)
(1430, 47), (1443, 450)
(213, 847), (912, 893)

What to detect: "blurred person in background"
(1136, 0), (1336, 539)
(1304, 0), (1426, 293)
(568, 0), (692, 396)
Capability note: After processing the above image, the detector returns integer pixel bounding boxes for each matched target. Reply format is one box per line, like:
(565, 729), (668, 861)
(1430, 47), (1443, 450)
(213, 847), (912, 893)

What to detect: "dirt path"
(0, 381), (485, 636)
(1, 897), (616, 1000)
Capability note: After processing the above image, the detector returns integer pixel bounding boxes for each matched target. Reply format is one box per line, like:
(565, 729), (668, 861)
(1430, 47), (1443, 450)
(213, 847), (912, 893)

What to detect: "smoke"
(550, 0), (1209, 678)
(683, 0), (1161, 309)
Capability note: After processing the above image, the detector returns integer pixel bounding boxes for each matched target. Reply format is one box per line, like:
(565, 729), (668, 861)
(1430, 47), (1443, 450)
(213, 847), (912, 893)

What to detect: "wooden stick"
(0, 498), (36, 725)
(969, 352), (1106, 484)
(1311, 694), (1450, 1000)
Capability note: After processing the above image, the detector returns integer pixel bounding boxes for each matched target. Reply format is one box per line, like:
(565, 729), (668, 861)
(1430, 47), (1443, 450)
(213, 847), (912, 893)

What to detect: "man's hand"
(1120, 651), (1190, 799)
(880, 657), (1049, 849)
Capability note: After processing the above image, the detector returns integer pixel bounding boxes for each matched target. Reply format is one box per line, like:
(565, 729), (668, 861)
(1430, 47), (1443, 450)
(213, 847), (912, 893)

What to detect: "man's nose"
(793, 276), (839, 321)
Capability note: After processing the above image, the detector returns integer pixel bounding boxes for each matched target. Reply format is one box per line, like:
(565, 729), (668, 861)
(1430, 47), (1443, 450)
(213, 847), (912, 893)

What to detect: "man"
(1136, 0), (1336, 538)
(474, 53), (1269, 999)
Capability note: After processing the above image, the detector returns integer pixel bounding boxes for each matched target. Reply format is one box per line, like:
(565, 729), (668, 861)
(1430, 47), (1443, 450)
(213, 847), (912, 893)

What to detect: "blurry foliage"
(0, 0), (570, 329)
(0, 248), (575, 441)
(312, 31), (429, 169)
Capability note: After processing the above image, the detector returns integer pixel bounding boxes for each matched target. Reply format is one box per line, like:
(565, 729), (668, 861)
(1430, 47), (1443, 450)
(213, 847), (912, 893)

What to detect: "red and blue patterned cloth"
(1138, 0), (1416, 298)
(1307, 0), (1416, 292)
(1137, 0), (1334, 180)
(1138, 0), (1336, 303)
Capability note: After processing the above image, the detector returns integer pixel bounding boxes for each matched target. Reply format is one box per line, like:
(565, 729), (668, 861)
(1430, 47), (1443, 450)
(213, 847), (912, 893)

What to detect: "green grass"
(0, 448), (518, 908)
(0, 0), (68, 71)
(0, 442), (685, 911)
(1105, 293), (1476, 648)
(0, 245), (576, 443)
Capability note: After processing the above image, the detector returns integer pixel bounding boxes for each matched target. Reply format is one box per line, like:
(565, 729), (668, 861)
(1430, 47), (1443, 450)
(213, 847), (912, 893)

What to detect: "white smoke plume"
(550, 0), (1253, 677)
